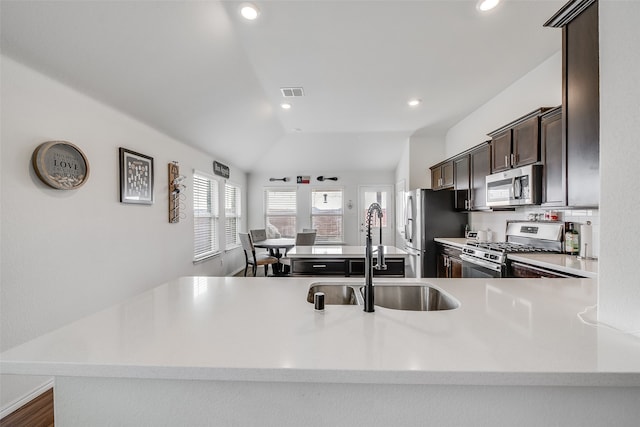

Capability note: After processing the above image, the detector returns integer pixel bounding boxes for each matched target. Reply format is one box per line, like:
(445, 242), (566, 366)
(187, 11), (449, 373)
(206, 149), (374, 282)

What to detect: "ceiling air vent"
(280, 87), (305, 97)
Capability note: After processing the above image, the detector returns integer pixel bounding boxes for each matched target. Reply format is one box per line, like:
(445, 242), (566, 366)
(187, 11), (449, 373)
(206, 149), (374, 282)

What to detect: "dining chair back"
(239, 232), (278, 277)
(249, 229), (267, 242)
(295, 231), (316, 246)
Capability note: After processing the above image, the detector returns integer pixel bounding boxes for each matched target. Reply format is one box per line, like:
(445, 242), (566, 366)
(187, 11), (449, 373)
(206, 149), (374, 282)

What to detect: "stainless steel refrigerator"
(404, 189), (467, 277)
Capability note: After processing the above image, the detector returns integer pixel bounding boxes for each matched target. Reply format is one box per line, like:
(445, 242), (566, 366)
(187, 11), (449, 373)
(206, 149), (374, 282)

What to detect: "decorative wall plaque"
(32, 141), (90, 190)
(213, 161), (230, 179)
(119, 147), (154, 204)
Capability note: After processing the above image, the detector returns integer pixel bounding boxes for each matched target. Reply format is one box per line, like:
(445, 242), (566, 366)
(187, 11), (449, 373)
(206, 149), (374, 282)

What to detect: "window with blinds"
(264, 188), (297, 238)
(193, 172), (219, 261)
(225, 183), (241, 248)
(311, 188), (344, 243)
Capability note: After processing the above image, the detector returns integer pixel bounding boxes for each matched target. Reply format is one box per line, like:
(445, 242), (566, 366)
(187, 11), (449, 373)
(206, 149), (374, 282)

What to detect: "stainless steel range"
(460, 221), (564, 278)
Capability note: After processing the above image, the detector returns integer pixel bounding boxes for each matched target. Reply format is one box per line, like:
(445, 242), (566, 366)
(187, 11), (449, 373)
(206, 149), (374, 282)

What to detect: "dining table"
(253, 238), (295, 275)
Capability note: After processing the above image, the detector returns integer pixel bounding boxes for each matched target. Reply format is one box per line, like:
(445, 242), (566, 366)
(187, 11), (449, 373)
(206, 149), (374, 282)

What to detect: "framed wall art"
(119, 147), (154, 204)
(32, 140), (90, 190)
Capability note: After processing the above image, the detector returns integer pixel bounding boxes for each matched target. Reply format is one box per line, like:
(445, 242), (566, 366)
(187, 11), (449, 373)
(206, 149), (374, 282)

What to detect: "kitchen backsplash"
(469, 207), (600, 257)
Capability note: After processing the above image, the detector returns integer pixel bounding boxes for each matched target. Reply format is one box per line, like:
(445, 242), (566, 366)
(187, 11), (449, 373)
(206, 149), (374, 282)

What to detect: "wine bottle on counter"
(564, 222), (580, 255)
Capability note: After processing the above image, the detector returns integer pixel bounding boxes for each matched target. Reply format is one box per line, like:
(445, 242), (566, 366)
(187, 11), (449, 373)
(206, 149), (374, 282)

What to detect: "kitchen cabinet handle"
(511, 153), (516, 166)
(312, 264), (327, 268)
(504, 155), (509, 168)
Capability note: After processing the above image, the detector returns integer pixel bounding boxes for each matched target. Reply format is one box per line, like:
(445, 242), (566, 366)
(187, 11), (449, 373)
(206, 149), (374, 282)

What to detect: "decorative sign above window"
(297, 176), (310, 184)
(213, 161), (230, 179)
(32, 140), (90, 190)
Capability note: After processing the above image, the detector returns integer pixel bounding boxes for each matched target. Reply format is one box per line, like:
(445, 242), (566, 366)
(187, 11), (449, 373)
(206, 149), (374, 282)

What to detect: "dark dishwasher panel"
(290, 259), (347, 276)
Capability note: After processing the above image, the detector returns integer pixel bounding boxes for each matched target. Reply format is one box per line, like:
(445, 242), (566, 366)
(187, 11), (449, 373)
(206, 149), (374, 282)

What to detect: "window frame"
(310, 187), (344, 244)
(193, 170), (220, 262)
(224, 181), (242, 250)
(264, 187), (297, 238)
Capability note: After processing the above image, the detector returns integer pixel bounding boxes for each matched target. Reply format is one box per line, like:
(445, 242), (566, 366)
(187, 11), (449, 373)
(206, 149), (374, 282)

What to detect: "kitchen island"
(2, 276), (639, 426)
(286, 245), (408, 277)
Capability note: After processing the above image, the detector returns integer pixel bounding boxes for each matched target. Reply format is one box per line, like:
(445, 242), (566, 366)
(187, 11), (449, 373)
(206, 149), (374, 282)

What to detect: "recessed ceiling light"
(240, 3), (260, 20)
(408, 99), (422, 107)
(477, 0), (500, 12)
(281, 103), (292, 110)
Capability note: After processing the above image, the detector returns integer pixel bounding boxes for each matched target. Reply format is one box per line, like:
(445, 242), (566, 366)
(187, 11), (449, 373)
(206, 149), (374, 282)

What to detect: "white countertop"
(434, 237), (468, 249)
(508, 253), (598, 278)
(287, 245), (407, 258)
(2, 276), (639, 387)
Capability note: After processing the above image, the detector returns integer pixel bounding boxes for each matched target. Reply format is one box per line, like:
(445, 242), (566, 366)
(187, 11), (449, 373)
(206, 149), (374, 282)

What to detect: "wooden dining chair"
(239, 233), (278, 277)
(280, 231), (317, 272)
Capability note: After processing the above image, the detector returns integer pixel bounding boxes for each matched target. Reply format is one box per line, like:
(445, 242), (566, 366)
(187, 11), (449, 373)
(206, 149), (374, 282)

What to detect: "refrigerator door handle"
(405, 194), (415, 244)
(405, 218), (413, 242)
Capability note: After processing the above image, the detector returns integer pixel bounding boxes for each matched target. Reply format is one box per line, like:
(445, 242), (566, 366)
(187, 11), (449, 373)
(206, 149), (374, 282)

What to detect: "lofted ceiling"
(0, 0), (565, 173)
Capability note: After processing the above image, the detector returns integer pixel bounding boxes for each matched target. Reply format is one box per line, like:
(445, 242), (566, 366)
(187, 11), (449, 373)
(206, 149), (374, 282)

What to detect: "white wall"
(598, 0), (640, 334)
(247, 170), (395, 246)
(395, 133), (447, 192)
(0, 56), (247, 354)
(445, 51), (562, 158)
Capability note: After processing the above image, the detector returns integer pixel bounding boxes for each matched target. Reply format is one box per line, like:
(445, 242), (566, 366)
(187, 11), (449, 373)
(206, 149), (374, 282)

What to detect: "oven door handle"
(460, 254), (502, 272)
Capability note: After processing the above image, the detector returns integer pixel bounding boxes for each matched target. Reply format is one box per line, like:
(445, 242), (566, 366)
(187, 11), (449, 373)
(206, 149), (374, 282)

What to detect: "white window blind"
(225, 183), (241, 248)
(311, 188), (344, 243)
(193, 172), (219, 261)
(264, 188), (297, 238)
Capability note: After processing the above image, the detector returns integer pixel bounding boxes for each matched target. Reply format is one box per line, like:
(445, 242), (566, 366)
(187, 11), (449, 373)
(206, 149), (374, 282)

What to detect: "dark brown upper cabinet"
(488, 108), (549, 173)
(489, 130), (512, 173)
(454, 142), (491, 211)
(430, 160), (454, 190)
(540, 106), (566, 206)
(545, 0), (600, 208)
(454, 155), (470, 209)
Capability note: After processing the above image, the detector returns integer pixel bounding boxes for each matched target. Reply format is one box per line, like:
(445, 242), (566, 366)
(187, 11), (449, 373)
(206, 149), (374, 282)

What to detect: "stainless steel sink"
(368, 285), (460, 311)
(307, 282), (458, 311)
(307, 283), (363, 305)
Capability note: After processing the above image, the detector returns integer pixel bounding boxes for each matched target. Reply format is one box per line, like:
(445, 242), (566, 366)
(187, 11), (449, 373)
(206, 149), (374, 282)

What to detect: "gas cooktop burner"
(465, 241), (559, 254)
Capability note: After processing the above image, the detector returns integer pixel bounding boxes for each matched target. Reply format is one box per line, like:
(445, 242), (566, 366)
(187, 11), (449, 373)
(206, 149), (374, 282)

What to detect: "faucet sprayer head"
(366, 203), (384, 240)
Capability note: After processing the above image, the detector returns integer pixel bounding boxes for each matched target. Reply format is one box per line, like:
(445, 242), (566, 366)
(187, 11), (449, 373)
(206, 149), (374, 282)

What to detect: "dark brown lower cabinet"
(436, 244), (462, 278)
(508, 261), (584, 278)
(0, 388), (54, 427)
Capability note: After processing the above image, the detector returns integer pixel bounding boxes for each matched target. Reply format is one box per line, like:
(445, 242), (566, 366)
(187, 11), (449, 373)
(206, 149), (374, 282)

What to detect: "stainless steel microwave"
(486, 164), (542, 207)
